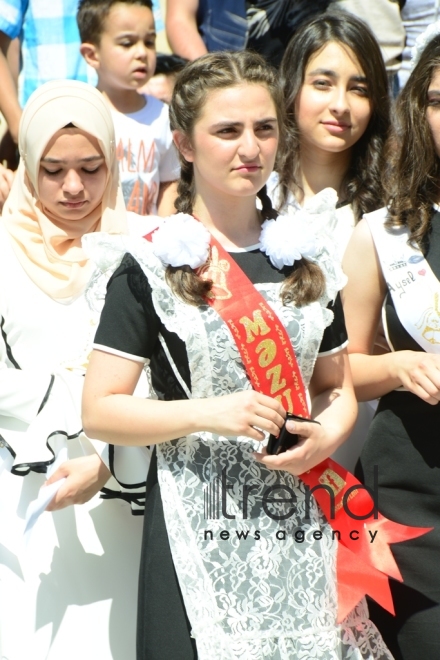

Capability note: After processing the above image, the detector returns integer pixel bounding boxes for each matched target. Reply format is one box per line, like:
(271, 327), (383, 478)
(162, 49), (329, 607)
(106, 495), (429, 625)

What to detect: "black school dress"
(357, 212), (440, 660)
(93, 239), (389, 660)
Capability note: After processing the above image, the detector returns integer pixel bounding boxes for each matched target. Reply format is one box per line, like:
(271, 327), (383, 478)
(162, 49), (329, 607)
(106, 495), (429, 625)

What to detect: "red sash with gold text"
(145, 229), (432, 622)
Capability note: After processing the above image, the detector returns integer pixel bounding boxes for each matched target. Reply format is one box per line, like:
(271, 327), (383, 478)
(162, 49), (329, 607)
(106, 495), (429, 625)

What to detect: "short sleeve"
(318, 293), (348, 356)
(157, 106), (180, 182)
(93, 253), (160, 362)
(0, 0), (24, 39)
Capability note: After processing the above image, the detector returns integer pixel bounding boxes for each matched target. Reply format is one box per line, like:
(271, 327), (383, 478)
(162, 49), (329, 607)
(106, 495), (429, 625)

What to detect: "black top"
(95, 249), (347, 380)
(245, 0), (331, 68)
(95, 247), (348, 660)
(358, 210), (440, 659)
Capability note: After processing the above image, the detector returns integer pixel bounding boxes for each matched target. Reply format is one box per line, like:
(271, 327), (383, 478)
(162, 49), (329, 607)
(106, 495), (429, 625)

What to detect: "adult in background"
(329, 0), (405, 92)
(166, 0), (331, 68)
(398, 0), (440, 89)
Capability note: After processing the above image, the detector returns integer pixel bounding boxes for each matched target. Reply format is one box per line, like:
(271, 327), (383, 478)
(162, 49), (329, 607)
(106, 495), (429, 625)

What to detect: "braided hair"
(168, 50), (325, 306)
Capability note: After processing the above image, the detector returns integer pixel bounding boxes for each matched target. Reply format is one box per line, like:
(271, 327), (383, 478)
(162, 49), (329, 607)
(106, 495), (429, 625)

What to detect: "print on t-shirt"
(112, 95), (180, 215)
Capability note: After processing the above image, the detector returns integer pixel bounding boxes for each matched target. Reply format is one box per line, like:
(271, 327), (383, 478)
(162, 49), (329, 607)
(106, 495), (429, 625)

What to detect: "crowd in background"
(0, 1), (438, 177)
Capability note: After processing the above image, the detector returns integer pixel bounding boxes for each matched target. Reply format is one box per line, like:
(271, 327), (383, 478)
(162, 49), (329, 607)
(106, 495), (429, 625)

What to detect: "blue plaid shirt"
(0, 0), (97, 106)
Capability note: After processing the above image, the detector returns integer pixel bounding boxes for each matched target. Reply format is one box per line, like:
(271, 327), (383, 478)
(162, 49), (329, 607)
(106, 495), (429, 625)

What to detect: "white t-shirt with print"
(111, 95), (180, 215)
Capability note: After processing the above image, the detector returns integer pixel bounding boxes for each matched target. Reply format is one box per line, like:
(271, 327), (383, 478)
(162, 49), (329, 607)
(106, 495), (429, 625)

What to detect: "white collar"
(149, 188), (338, 270)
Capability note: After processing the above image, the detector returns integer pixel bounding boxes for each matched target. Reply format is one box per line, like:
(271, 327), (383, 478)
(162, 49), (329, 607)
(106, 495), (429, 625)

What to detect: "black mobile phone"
(266, 413), (321, 455)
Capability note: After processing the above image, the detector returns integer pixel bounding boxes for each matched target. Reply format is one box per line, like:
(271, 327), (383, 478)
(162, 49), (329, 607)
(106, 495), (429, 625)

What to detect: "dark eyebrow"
(256, 117), (278, 124)
(307, 68), (367, 83)
(351, 75), (368, 84)
(307, 68), (337, 77)
(211, 117), (277, 129)
(211, 121), (242, 129)
(428, 89), (440, 94)
(41, 155), (104, 164)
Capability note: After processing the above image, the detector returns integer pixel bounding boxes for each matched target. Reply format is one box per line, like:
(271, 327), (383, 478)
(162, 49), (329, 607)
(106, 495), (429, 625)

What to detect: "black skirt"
(137, 448), (197, 660)
(357, 390), (440, 660)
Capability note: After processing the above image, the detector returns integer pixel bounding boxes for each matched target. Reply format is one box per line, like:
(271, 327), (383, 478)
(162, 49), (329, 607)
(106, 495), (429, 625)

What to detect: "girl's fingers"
(254, 410), (285, 434)
(284, 419), (315, 438)
(405, 372), (440, 404)
(256, 394), (286, 416)
(247, 428), (266, 441)
(45, 464), (67, 486)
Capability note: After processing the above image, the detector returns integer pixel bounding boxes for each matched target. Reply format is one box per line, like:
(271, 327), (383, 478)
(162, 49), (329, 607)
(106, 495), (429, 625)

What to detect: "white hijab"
(2, 79), (127, 301)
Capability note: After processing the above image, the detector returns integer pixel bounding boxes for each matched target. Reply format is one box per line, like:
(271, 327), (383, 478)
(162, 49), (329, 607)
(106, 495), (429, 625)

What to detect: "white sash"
(367, 208), (440, 354)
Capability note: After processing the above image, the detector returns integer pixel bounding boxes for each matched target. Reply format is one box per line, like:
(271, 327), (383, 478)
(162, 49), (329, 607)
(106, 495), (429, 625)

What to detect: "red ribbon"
(144, 227), (432, 622)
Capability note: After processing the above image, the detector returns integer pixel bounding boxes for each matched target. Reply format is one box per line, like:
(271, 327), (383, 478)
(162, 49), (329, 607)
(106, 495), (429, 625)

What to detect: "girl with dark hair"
(82, 50), (391, 659)
(269, 12), (391, 471)
(272, 11), (390, 255)
(343, 26), (440, 660)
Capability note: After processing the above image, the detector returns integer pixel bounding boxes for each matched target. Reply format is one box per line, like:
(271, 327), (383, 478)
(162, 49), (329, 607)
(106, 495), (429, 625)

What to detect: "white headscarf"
(2, 79), (127, 301)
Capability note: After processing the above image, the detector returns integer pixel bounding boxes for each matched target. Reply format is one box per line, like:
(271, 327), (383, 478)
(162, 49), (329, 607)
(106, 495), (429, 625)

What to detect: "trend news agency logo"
(202, 466), (380, 544)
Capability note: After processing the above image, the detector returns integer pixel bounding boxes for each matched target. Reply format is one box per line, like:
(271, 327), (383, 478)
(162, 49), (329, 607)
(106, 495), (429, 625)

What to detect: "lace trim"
(85, 232), (390, 659)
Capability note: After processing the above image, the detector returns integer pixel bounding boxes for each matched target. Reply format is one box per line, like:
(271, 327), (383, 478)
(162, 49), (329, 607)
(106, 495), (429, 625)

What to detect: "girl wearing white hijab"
(0, 80), (151, 660)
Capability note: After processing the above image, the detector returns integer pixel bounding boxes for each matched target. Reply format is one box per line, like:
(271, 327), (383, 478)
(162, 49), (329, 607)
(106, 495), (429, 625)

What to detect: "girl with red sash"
(343, 28), (440, 660)
(82, 51), (392, 659)
(267, 13), (391, 472)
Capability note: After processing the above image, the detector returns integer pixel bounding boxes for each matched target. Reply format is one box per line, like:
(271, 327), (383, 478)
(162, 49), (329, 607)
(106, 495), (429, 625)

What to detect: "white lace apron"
(85, 232), (393, 660)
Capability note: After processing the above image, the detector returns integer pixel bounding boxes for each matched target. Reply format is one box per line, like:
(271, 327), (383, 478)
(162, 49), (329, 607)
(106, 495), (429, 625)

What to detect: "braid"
(174, 160), (195, 215)
(165, 264), (212, 305)
(166, 51), (327, 307)
(166, 155), (213, 304)
(281, 259), (326, 306)
(167, 51), (287, 306)
(257, 190), (326, 306)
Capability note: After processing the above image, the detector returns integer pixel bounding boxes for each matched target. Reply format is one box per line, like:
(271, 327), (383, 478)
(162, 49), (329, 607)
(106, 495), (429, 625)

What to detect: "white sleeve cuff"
(84, 436), (110, 470)
(93, 344), (149, 364)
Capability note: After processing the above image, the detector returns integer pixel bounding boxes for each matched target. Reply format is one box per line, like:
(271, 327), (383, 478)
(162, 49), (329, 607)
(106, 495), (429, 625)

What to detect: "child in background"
(78, 0), (179, 216)
(140, 53), (188, 104)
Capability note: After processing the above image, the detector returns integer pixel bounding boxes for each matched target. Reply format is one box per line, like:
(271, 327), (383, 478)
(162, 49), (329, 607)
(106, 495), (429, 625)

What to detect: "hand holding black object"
(266, 413), (321, 455)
